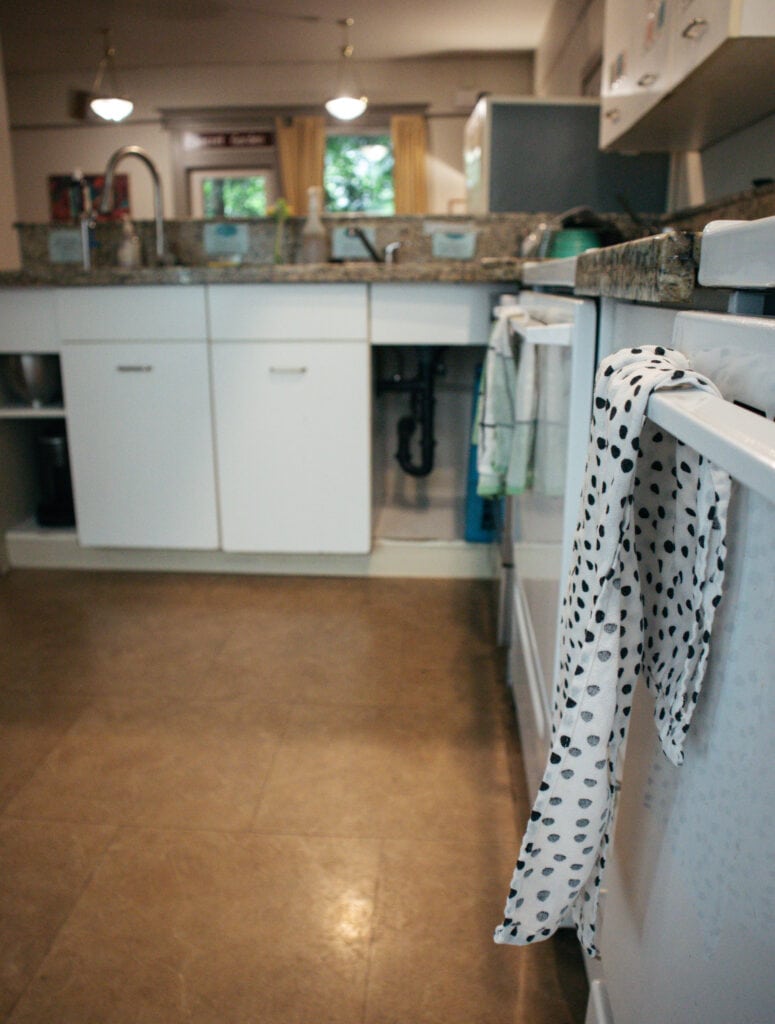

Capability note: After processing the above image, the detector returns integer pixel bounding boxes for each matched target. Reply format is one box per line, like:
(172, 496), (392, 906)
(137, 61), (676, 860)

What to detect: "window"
(189, 169), (277, 218)
(324, 133), (395, 215)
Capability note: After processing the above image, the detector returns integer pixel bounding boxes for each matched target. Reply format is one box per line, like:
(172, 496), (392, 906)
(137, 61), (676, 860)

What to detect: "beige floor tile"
(0, 819), (115, 1018)
(252, 702), (520, 845)
(364, 838), (589, 1024)
(7, 829), (380, 1024)
(0, 691), (88, 811)
(0, 570), (587, 1023)
(197, 578), (501, 706)
(6, 697), (290, 830)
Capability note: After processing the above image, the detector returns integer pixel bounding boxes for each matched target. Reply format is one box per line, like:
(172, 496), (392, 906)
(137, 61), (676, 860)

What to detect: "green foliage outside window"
(324, 135), (395, 215)
(202, 177), (268, 218)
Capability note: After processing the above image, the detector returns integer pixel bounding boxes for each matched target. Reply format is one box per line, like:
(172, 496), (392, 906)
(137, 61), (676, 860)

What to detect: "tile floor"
(0, 570), (588, 1023)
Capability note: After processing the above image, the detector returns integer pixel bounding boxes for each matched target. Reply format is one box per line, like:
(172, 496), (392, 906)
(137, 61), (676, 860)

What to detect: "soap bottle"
(116, 215), (142, 268)
(300, 185), (329, 263)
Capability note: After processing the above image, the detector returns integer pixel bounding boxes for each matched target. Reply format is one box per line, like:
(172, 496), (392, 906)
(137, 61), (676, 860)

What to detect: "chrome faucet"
(99, 145), (166, 265)
(345, 226), (383, 263)
(76, 173), (95, 271)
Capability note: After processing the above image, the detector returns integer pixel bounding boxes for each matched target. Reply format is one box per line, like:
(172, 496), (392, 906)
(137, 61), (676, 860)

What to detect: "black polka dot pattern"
(494, 346), (731, 958)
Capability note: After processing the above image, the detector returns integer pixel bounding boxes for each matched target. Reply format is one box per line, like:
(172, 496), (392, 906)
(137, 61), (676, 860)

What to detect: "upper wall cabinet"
(601, 0), (775, 151)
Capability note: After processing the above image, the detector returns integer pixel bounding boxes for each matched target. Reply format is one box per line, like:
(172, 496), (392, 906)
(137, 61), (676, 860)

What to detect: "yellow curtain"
(274, 115), (325, 215)
(391, 114), (428, 215)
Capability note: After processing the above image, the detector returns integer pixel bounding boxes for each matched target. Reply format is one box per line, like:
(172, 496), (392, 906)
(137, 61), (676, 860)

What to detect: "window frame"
(188, 168), (279, 219)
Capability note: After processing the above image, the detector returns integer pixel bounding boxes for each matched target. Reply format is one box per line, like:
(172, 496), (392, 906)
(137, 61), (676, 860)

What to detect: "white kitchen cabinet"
(370, 283), (504, 345)
(207, 283), (368, 341)
(56, 285), (208, 341)
(208, 283), (370, 554)
(62, 339), (219, 549)
(0, 288), (59, 352)
(211, 339), (371, 554)
(58, 286), (219, 550)
(601, 0), (775, 151)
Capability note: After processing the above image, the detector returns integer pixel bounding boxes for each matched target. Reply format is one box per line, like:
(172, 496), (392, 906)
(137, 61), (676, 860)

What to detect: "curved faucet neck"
(100, 145), (165, 264)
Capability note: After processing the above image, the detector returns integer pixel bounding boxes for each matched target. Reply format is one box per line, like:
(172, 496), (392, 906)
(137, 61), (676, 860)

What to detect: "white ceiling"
(0, 0), (555, 74)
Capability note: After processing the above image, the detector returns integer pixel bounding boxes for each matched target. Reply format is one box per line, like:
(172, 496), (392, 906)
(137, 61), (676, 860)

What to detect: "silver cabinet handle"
(605, 107), (622, 122)
(637, 72), (659, 87)
(269, 366), (308, 374)
(116, 365), (153, 372)
(682, 17), (708, 39)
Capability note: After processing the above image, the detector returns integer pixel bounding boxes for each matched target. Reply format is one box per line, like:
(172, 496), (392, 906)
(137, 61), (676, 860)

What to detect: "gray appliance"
(464, 96), (670, 215)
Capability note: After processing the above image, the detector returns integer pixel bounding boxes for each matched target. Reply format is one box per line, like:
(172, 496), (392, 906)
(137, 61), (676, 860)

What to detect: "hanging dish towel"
(494, 345), (731, 958)
(532, 342), (572, 497)
(475, 306), (535, 496)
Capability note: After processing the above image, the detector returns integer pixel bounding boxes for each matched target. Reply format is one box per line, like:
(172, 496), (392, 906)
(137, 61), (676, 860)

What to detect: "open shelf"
(0, 404), (65, 419)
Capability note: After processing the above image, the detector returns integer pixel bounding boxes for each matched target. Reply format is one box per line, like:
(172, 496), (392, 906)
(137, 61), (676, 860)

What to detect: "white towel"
(494, 345), (731, 958)
(532, 343), (571, 497)
(475, 307), (535, 496)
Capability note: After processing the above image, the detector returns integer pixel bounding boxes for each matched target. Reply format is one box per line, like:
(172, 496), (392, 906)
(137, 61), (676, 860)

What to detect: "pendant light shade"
(90, 96), (134, 122)
(325, 18), (367, 121)
(89, 29), (134, 123)
(325, 95), (368, 121)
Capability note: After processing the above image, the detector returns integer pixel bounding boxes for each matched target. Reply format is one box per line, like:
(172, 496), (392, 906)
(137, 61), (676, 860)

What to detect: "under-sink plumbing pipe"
(376, 346), (446, 477)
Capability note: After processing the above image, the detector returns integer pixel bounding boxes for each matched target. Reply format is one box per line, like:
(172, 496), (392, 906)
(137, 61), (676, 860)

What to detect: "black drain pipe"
(376, 346), (445, 477)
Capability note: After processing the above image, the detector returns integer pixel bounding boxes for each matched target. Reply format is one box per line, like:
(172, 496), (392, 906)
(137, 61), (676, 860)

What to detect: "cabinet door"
(211, 340), (371, 554)
(62, 341), (219, 549)
(668, 0), (730, 84)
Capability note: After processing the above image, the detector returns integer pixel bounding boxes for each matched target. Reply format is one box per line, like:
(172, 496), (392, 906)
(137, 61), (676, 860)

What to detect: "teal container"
(546, 228), (600, 257)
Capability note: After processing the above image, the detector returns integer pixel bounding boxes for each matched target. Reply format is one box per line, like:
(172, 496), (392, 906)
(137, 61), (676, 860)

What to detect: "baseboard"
(4, 521), (498, 579)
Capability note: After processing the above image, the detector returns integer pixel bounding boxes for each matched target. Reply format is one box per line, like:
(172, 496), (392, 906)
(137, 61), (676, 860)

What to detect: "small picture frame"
(48, 173), (130, 222)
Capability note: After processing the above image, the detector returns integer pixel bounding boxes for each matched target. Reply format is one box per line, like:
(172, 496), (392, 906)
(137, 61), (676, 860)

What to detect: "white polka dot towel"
(495, 346), (731, 958)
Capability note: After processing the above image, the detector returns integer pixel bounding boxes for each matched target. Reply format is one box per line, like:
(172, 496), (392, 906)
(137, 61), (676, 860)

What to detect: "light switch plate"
(431, 231), (477, 260)
(204, 222), (249, 257)
(48, 229), (84, 264)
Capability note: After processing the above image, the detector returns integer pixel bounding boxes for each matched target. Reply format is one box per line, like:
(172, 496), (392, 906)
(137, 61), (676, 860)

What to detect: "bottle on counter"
(116, 215), (142, 268)
(300, 185), (329, 263)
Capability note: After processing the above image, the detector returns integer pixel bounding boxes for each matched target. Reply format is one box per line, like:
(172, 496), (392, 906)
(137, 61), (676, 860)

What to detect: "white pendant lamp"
(89, 29), (134, 123)
(325, 17), (367, 121)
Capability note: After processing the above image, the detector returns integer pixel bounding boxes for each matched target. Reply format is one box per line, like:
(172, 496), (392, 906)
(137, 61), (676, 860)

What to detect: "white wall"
(0, 37), (19, 268)
(700, 111), (775, 202)
(6, 55), (533, 221)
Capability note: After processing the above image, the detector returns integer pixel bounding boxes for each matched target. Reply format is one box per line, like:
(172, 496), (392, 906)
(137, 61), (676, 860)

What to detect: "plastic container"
(116, 216), (142, 268)
(300, 186), (329, 263)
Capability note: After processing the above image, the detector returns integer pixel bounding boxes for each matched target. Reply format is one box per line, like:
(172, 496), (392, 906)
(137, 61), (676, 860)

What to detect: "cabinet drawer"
(56, 286), (207, 340)
(208, 284), (368, 340)
(0, 289), (59, 351)
(370, 284), (503, 345)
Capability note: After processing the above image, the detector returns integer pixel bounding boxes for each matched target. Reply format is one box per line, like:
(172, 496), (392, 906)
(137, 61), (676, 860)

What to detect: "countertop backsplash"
(11, 181), (774, 280)
(16, 214), (542, 272)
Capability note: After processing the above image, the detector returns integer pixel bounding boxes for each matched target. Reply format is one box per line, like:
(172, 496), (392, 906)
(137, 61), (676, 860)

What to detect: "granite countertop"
(574, 230), (701, 304)
(0, 233), (707, 302)
(0, 258), (525, 288)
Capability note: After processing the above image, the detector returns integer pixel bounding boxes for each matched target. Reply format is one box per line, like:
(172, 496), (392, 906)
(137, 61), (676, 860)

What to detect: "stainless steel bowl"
(1, 354), (62, 407)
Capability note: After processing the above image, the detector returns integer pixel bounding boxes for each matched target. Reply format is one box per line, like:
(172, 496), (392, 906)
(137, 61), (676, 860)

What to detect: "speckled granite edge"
(0, 259), (525, 288)
(574, 231), (699, 304)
